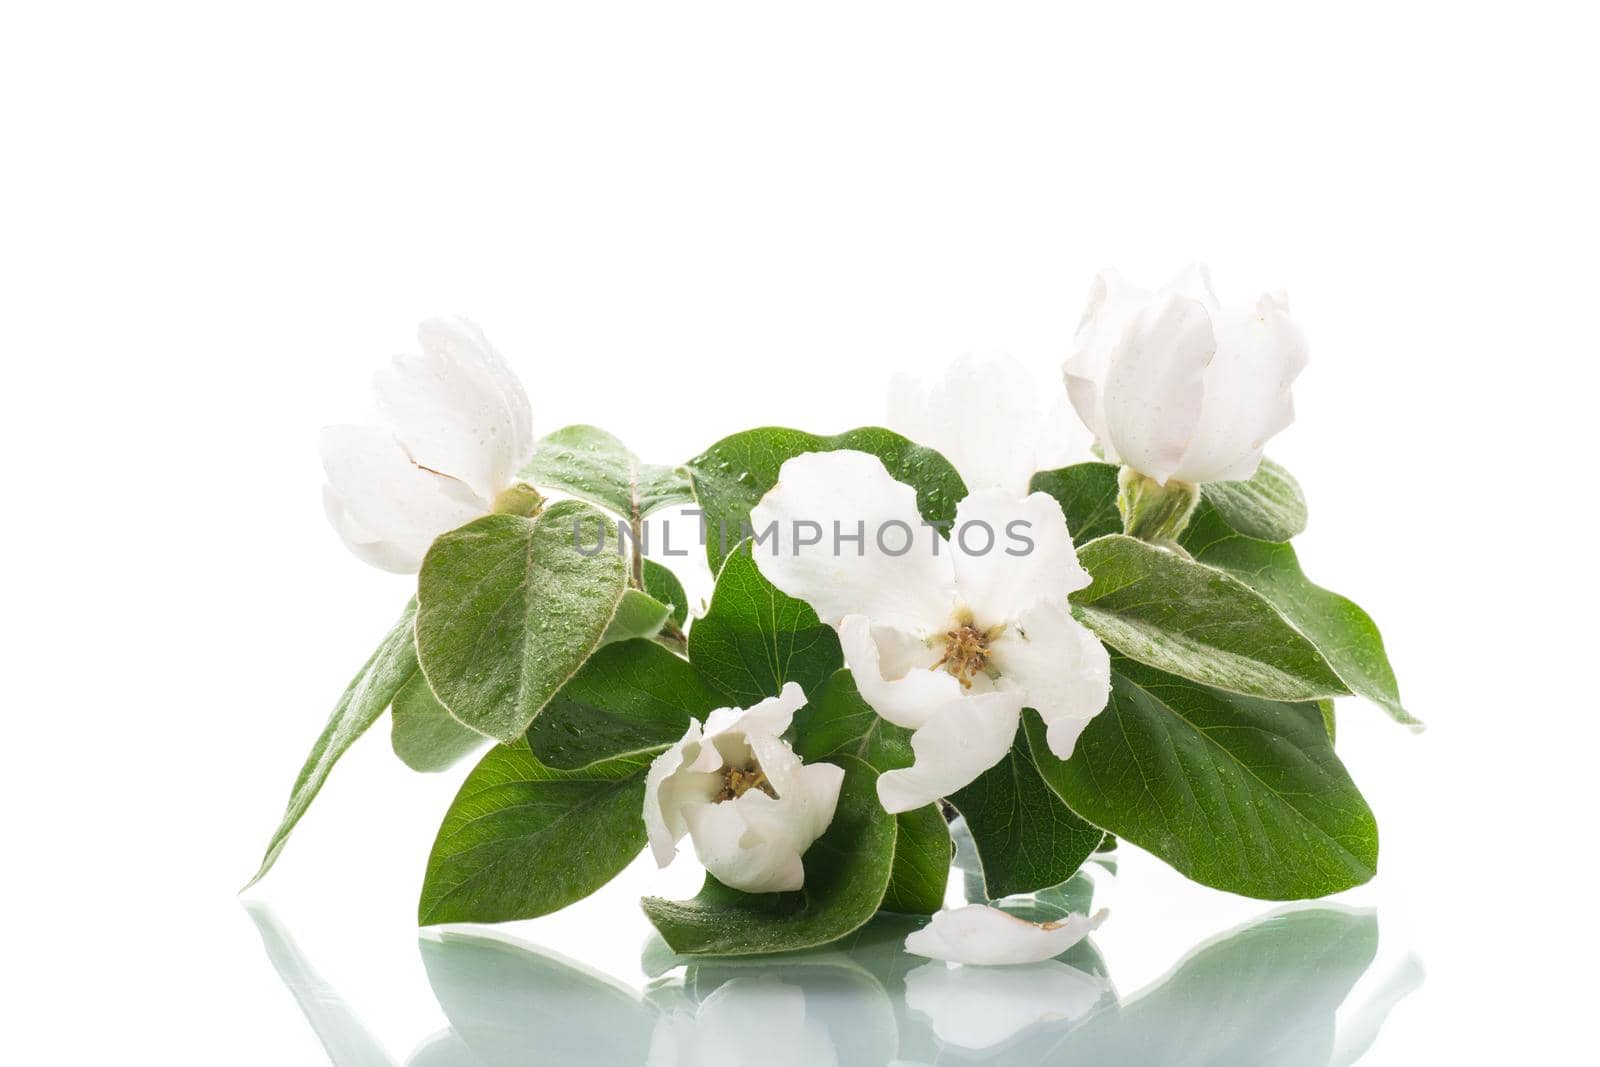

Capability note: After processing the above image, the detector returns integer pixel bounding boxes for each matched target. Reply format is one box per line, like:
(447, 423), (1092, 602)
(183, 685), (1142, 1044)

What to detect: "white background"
(4, 2), (1596, 1062)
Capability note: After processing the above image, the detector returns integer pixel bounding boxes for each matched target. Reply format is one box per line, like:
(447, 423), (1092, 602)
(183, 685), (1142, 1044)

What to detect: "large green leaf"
(518, 424), (695, 519)
(686, 541), (842, 706)
(416, 501), (627, 743)
(418, 740), (650, 925)
(1028, 657), (1378, 900)
(526, 639), (722, 770)
(1202, 456), (1308, 543)
(1180, 501), (1419, 728)
(1073, 534), (1348, 702)
(640, 754), (896, 955)
(247, 599), (418, 887)
(390, 671), (487, 773)
(1029, 462), (1124, 542)
(949, 733), (1105, 899)
(686, 426), (968, 571)
(792, 670), (949, 915)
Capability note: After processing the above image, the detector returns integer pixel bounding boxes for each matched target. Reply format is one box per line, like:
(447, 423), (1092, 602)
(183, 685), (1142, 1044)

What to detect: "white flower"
(1064, 266), (1309, 486)
(644, 682), (844, 894)
(905, 904), (1109, 966)
(887, 353), (1095, 495)
(749, 451), (1111, 814)
(320, 317), (535, 573)
(904, 956), (1112, 1049)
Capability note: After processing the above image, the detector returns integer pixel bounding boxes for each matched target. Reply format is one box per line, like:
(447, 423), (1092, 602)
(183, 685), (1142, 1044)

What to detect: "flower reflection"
(249, 899), (1418, 1066)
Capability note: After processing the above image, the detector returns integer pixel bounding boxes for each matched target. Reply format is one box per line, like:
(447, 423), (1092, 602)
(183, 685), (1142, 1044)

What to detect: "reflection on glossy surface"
(250, 897), (1418, 1066)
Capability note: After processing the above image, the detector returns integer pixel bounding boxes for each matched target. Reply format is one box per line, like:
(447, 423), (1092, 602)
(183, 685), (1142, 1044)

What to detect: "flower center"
(933, 623), (993, 688)
(715, 764), (778, 803)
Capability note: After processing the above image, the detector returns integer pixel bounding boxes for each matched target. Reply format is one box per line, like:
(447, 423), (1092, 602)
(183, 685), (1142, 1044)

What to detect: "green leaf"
(247, 599), (418, 887)
(643, 558), (689, 627)
(390, 672), (488, 773)
(949, 733), (1105, 899)
(687, 541), (842, 706)
(518, 424), (695, 519)
(1201, 456), (1309, 542)
(640, 753), (896, 955)
(1029, 657), (1379, 900)
(1029, 461), (1124, 542)
(686, 426), (968, 571)
(601, 588), (673, 645)
(526, 639), (722, 770)
(1073, 534), (1348, 702)
(792, 670), (949, 915)
(418, 740), (650, 925)
(416, 501), (628, 744)
(1180, 501), (1419, 728)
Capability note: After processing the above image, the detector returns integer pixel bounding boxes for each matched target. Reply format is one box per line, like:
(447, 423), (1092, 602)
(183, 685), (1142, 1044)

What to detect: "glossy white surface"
(4, 3), (1596, 1062)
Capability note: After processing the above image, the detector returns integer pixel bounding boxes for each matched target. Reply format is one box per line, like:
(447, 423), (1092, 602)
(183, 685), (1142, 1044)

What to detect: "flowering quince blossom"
(887, 353), (1095, 495)
(320, 317), (535, 573)
(644, 682), (844, 894)
(1064, 265), (1309, 487)
(905, 904), (1109, 966)
(749, 451), (1111, 814)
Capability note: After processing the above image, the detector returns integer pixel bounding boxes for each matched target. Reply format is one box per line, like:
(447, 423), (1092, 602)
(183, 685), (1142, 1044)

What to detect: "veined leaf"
(686, 541), (842, 706)
(519, 424), (695, 519)
(418, 740), (650, 925)
(792, 670), (949, 915)
(1028, 658), (1378, 900)
(390, 672), (488, 773)
(601, 588), (673, 646)
(526, 639), (721, 770)
(1073, 534), (1348, 702)
(247, 600), (417, 887)
(1180, 501), (1419, 728)
(1029, 462), (1123, 543)
(416, 502), (627, 743)
(949, 732), (1104, 899)
(1202, 457), (1309, 543)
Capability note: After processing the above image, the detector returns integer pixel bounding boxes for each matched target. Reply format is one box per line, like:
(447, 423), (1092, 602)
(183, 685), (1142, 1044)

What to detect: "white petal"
(748, 451), (956, 632)
(319, 424), (487, 572)
(703, 681), (807, 740)
(643, 720), (721, 868)
(1164, 262), (1220, 309)
(320, 485), (427, 573)
(903, 959), (1112, 1050)
(742, 747), (845, 852)
(1099, 292), (1215, 486)
(949, 489), (1089, 627)
(988, 602), (1111, 760)
(373, 318), (533, 501)
(1064, 269), (1147, 462)
(1171, 292), (1309, 484)
(886, 353), (1056, 495)
(876, 692), (1024, 813)
(683, 797), (806, 893)
(839, 615), (962, 731)
(904, 905), (1109, 966)
(1033, 389), (1100, 473)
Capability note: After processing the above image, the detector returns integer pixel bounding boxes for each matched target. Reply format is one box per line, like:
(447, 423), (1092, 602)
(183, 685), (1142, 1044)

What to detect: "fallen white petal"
(905, 905), (1109, 966)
